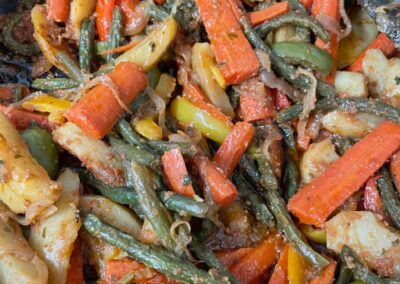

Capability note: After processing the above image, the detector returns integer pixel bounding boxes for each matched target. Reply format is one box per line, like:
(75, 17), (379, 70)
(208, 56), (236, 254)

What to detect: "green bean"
(232, 174), (275, 228)
(149, 5), (169, 21)
(279, 123), (297, 152)
(31, 78), (79, 91)
(239, 16), (335, 100)
(79, 18), (95, 71)
(239, 155), (261, 186)
(106, 7), (123, 63)
(283, 155), (299, 202)
(377, 169), (400, 230)
(2, 13), (40, 56)
(336, 259), (353, 284)
(116, 119), (153, 151)
(276, 104), (304, 123)
(94, 41), (109, 62)
(242, 154), (329, 268)
(127, 162), (176, 250)
(83, 214), (225, 284)
(253, 152), (279, 191)
(272, 42), (333, 76)
(56, 51), (84, 83)
(75, 167), (144, 217)
(286, 0), (310, 40)
(158, 191), (209, 218)
(147, 140), (198, 158)
(130, 91), (148, 112)
(256, 13), (329, 42)
(340, 245), (400, 284)
(190, 237), (240, 284)
(333, 136), (354, 156)
(21, 124), (59, 179)
(110, 137), (160, 170)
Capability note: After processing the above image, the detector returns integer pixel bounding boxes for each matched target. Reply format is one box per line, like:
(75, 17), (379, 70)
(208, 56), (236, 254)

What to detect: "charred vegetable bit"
(377, 168), (400, 230)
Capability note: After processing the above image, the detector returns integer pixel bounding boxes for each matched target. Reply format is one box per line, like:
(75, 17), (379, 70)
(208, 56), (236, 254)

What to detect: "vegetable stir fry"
(1, 0), (400, 283)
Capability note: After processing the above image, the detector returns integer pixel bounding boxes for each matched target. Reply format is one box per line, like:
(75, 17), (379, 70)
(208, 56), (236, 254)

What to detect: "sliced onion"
(339, 0), (352, 39)
(262, 126), (282, 164)
(255, 49), (271, 72)
(316, 14), (341, 35)
(148, 87), (168, 135)
(258, 69), (301, 101)
(297, 69), (317, 120)
(124, 2), (150, 36)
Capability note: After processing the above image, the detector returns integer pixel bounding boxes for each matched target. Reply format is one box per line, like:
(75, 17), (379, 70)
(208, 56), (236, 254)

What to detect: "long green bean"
(286, 0), (310, 40)
(116, 118), (153, 152)
(147, 140), (198, 158)
(279, 123), (297, 152)
(79, 18), (95, 71)
(106, 7), (123, 62)
(56, 51), (84, 83)
(159, 191), (209, 218)
(256, 13), (329, 42)
(127, 162), (176, 250)
(190, 237), (240, 284)
(283, 155), (299, 202)
(149, 5), (169, 21)
(340, 245), (400, 284)
(31, 78), (79, 91)
(253, 152), (279, 192)
(377, 169), (400, 230)
(336, 258), (353, 284)
(83, 214), (225, 284)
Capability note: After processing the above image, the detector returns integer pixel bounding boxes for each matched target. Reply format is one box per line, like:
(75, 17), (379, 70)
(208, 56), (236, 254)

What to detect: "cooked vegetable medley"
(1, 0), (400, 283)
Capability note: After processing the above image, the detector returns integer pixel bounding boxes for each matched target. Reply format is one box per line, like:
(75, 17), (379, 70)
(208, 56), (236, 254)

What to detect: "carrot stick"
(363, 175), (385, 216)
(162, 148), (195, 198)
(288, 121), (400, 226)
(194, 157), (238, 206)
(390, 151), (400, 193)
(65, 62), (147, 139)
(312, 0), (339, 82)
(97, 40), (140, 55)
(104, 257), (169, 283)
(248, 1), (290, 26)
(215, 248), (253, 268)
(309, 259), (336, 284)
(66, 239), (84, 284)
(229, 234), (283, 284)
(348, 33), (397, 72)
(47, 0), (71, 23)
(0, 105), (57, 131)
(194, 0), (259, 85)
(239, 85), (276, 122)
(96, 0), (116, 41)
(183, 84), (234, 129)
(268, 244), (289, 284)
(213, 122), (254, 177)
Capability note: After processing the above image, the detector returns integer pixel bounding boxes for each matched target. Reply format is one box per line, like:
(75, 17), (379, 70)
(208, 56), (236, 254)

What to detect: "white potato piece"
(53, 122), (124, 187)
(362, 49), (388, 96)
(0, 113), (61, 223)
(334, 71), (367, 98)
(326, 211), (400, 277)
(321, 110), (377, 138)
(384, 58), (400, 98)
(69, 0), (97, 39)
(0, 213), (48, 284)
(80, 195), (142, 238)
(192, 43), (235, 117)
(300, 138), (339, 184)
(29, 169), (81, 284)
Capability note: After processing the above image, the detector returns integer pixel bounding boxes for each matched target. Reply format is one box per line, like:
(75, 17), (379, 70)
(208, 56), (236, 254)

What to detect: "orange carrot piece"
(183, 84), (234, 129)
(248, 2), (290, 26)
(288, 121), (400, 226)
(230, 235), (283, 284)
(0, 105), (57, 131)
(215, 248), (253, 268)
(0, 87), (13, 101)
(348, 33), (397, 72)
(312, 0), (339, 82)
(116, 0), (147, 36)
(363, 175), (385, 216)
(66, 239), (84, 284)
(162, 148), (195, 197)
(65, 62), (147, 139)
(239, 85), (276, 122)
(194, 157), (238, 206)
(154, 0), (165, 5)
(309, 259), (337, 284)
(194, 0), (260, 85)
(300, 0), (314, 9)
(47, 0), (71, 23)
(273, 89), (291, 111)
(213, 122), (254, 177)
(104, 257), (169, 283)
(96, 0), (116, 41)
(268, 244), (289, 284)
(97, 40), (140, 55)
(390, 151), (400, 193)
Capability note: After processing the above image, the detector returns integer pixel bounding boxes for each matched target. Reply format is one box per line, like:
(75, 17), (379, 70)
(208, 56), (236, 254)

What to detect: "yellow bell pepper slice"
(288, 245), (308, 284)
(22, 95), (71, 124)
(134, 118), (163, 140)
(115, 17), (178, 70)
(210, 65), (227, 90)
(300, 224), (327, 245)
(155, 73), (176, 102)
(170, 97), (232, 144)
